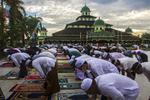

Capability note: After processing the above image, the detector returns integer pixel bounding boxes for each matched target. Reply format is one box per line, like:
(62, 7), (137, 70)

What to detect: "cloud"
(22, 0), (150, 35)
(92, 0), (119, 4)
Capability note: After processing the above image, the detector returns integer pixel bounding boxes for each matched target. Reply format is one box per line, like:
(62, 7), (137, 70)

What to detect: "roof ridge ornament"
(85, 0), (87, 6)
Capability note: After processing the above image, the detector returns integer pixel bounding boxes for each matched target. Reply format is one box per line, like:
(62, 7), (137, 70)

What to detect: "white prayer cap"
(81, 78), (93, 91)
(75, 59), (85, 68)
(3, 48), (9, 52)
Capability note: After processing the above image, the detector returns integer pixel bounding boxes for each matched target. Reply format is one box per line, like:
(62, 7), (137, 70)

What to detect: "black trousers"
(18, 60), (27, 78)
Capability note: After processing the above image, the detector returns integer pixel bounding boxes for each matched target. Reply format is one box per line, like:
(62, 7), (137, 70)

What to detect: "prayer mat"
(0, 70), (18, 80)
(58, 78), (81, 89)
(58, 68), (74, 73)
(25, 68), (41, 80)
(25, 75), (41, 80)
(0, 62), (14, 67)
(23, 80), (45, 84)
(56, 56), (68, 60)
(0, 88), (5, 100)
(7, 92), (51, 100)
(9, 84), (45, 92)
(57, 64), (72, 69)
(57, 60), (68, 64)
(59, 83), (81, 89)
(57, 92), (88, 100)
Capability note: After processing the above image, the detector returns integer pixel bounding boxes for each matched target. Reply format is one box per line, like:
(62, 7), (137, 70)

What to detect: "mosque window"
(67, 25), (73, 28)
(79, 25), (86, 28)
(74, 25), (78, 28)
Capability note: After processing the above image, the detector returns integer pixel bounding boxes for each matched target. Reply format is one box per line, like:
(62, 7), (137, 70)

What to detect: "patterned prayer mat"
(0, 70), (18, 80)
(59, 78), (81, 89)
(58, 68), (74, 73)
(59, 83), (81, 89)
(9, 84), (45, 92)
(10, 79), (80, 92)
(0, 61), (14, 67)
(0, 88), (5, 100)
(7, 92), (51, 100)
(25, 68), (42, 80)
(57, 60), (68, 64)
(57, 64), (72, 69)
(56, 56), (68, 60)
(56, 91), (89, 100)
(25, 75), (41, 80)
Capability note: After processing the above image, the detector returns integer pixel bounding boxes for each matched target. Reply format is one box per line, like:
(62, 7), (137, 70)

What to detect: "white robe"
(87, 58), (119, 76)
(110, 52), (126, 61)
(141, 62), (150, 82)
(118, 57), (138, 70)
(32, 57), (56, 78)
(10, 53), (30, 67)
(39, 51), (56, 60)
(95, 73), (139, 100)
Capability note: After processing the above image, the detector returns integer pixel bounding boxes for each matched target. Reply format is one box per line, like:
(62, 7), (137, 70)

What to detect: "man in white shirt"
(31, 51), (56, 62)
(132, 50), (148, 63)
(81, 73), (139, 100)
(116, 57), (142, 80)
(75, 57), (119, 79)
(32, 57), (60, 94)
(8, 52), (31, 78)
(141, 62), (150, 82)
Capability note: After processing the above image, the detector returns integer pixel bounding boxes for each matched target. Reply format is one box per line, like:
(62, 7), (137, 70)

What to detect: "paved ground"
(0, 51), (150, 100)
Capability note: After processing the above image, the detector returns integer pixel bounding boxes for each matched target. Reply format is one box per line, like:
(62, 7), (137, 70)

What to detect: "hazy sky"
(22, 0), (150, 35)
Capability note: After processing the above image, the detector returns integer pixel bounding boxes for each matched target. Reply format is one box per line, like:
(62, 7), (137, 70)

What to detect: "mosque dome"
(94, 17), (105, 26)
(125, 27), (133, 33)
(81, 5), (91, 13)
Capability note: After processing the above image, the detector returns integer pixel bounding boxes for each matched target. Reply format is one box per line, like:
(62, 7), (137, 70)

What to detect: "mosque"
(45, 4), (140, 43)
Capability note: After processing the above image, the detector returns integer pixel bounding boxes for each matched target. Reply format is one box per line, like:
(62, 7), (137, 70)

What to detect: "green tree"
(24, 16), (42, 46)
(4, 0), (26, 47)
(141, 32), (150, 39)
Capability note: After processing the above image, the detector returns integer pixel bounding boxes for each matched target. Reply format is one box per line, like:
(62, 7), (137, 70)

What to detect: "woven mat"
(7, 92), (51, 100)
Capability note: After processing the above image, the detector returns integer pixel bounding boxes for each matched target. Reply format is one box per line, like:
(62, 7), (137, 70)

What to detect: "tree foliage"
(4, 0), (26, 47)
(141, 32), (150, 40)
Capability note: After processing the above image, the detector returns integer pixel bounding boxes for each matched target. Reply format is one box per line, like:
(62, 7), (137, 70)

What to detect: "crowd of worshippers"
(3, 43), (150, 100)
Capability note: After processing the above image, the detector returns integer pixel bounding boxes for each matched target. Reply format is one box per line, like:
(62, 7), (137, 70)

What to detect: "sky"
(22, 0), (150, 36)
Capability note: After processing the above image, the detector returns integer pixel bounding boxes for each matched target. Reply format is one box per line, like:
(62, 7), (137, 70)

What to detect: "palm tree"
(24, 16), (43, 46)
(0, 5), (8, 48)
(4, 0), (26, 47)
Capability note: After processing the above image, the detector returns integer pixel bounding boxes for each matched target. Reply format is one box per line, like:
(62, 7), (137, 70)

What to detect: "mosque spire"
(85, 0), (87, 6)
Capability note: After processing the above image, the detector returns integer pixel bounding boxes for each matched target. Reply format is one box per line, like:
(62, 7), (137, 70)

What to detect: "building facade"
(46, 4), (140, 43)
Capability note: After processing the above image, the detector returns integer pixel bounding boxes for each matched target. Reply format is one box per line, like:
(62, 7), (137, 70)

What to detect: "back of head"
(81, 78), (93, 91)
(75, 59), (86, 68)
